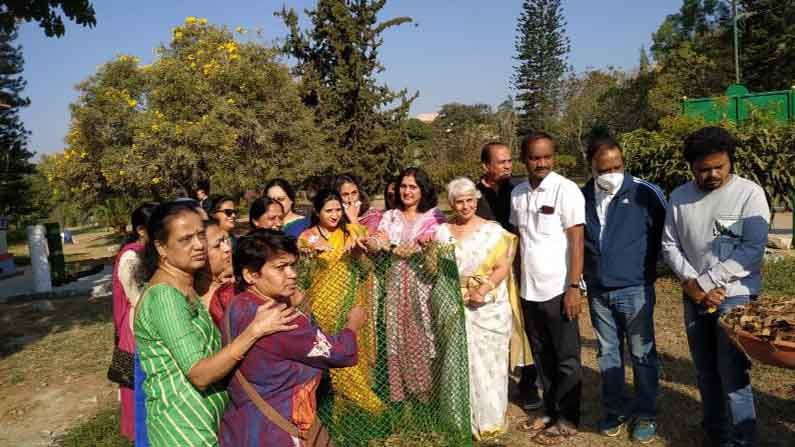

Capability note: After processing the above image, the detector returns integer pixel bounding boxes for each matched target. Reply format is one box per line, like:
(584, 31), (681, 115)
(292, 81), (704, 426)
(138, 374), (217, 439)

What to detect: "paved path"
(0, 265), (112, 303)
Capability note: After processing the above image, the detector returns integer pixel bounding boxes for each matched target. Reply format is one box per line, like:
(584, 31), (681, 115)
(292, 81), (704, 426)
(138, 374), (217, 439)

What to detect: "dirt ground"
(0, 279), (794, 447)
(0, 296), (118, 446)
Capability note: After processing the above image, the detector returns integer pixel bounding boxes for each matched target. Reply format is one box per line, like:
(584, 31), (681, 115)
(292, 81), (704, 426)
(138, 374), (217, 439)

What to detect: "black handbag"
(107, 346), (134, 388)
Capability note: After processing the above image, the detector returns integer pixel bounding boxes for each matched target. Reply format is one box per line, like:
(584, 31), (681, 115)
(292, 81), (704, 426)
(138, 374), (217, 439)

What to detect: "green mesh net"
(297, 243), (473, 447)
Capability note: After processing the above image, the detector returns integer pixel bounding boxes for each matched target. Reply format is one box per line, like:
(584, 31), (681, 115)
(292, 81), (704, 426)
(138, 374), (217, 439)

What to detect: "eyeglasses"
(217, 209), (238, 217)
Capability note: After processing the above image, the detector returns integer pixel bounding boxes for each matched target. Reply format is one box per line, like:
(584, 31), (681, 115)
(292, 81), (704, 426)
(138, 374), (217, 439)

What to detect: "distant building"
(415, 112), (438, 123)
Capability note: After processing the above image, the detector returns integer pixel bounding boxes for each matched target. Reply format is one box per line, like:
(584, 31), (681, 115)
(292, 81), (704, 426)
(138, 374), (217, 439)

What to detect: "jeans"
(589, 284), (658, 421)
(522, 295), (582, 426)
(684, 295), (757, 447)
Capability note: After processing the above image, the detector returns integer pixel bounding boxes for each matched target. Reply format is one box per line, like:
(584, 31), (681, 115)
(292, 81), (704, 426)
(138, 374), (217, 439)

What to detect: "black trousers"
(522, 294), (582, 426)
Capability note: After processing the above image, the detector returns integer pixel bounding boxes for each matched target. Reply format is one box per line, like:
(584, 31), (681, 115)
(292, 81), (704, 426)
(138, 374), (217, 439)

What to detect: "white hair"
(446, 177), (481, 204)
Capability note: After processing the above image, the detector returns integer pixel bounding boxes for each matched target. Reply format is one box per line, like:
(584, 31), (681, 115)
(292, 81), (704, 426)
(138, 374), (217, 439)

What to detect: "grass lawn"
(7, 225), (122, 268)
(1, 226), (793, 446)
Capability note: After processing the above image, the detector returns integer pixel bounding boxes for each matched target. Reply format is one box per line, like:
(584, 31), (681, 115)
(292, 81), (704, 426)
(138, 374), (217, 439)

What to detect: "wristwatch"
(568, 283), (581, 289)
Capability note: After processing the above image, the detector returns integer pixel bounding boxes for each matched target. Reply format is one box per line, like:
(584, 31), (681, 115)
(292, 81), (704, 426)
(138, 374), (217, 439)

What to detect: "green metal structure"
(682, 84), (795, 124)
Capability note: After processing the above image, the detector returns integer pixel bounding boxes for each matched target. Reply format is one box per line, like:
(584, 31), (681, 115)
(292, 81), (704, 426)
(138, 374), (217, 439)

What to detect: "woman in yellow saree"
(298, 190), (384, 414)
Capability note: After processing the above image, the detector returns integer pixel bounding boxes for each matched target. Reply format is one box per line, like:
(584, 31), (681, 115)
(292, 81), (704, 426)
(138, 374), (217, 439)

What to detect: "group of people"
(110, 125), (769, 447)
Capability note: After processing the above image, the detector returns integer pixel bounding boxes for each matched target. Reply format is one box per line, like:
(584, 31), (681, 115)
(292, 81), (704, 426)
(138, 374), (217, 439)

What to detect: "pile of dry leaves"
(721, 297), (795, 344)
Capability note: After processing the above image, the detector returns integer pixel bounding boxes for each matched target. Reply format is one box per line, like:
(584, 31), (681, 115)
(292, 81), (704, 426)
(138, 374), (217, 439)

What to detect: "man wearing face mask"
(663, 127), (769, 447)
(581, 135), (666, 444)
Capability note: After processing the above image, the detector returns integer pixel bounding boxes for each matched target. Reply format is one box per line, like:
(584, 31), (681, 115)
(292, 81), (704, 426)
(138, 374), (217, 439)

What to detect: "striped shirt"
(135, 284), (229, 447)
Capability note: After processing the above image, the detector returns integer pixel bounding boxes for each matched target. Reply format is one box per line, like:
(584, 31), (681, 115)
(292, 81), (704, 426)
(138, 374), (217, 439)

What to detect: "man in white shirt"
(510, 132), (585, 444)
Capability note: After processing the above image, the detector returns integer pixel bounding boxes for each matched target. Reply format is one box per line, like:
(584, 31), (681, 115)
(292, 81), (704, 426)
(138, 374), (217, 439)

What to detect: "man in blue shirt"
(581, 135), (666, 443)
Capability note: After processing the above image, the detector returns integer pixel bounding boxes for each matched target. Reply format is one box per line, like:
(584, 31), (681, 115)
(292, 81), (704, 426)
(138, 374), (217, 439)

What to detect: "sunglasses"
(216, 209), (238, 217)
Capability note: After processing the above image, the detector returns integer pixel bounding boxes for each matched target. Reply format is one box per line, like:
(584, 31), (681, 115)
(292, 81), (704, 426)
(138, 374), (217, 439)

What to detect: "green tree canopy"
(740, 0), (795, 91)
(512, 0), (570, 133)
(277, 0), (416, 193)
(0, 28), (33, 220)
(46, 18), (325, 209)
(622, 113), (795, 211)
(0, 0), (96, 37)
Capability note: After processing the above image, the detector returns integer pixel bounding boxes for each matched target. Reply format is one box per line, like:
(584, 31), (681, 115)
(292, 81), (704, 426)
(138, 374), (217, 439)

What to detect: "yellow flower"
(198, 18), (208, 25)
(127, 98), (137, 107)
(152, 177), (162, 185)
(119, 170), (126, 176)
(235, 26), (246, 34)
(185, 16), (197, 25)
(226, 98), (235, 105)
(117, 55), (138, 63)
(202, 61), (219, 75)
(173, 30), (184, 40)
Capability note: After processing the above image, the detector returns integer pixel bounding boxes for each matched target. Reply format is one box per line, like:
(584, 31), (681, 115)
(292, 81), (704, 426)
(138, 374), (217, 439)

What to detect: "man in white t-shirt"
(510, 132), (585, 444)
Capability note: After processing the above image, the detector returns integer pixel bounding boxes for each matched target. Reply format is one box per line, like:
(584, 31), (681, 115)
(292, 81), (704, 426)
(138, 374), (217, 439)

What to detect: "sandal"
(532, 421), (578, 446)
(519, 416), (551, 436)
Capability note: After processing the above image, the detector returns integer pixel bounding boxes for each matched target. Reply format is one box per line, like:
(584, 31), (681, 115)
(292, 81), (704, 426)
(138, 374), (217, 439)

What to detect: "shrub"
(622, 113), (795, 210)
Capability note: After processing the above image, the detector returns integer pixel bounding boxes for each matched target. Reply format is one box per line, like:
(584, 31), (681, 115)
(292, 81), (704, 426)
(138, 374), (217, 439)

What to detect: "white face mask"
(595, 172), (624, 194)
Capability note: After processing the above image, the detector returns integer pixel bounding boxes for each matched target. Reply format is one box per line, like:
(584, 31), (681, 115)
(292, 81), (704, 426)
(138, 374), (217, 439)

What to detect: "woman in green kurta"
(134, 201), (300, 447)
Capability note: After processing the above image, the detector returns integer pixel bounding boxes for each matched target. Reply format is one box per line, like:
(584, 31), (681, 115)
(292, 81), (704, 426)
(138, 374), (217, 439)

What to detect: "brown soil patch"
(0, 296), (118, 446)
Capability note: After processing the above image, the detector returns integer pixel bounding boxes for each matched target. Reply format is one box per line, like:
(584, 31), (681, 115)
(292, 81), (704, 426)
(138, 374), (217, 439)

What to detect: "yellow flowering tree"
(51, 18), (326, 211)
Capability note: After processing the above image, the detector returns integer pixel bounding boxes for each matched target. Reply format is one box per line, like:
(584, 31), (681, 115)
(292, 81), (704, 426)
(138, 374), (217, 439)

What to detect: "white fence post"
(27, 224), (52, 293)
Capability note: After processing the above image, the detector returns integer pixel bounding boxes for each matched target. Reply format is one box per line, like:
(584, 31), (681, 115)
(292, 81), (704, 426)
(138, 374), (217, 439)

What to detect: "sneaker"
(521, 387), (543, 411)
(598, 414), (627, 437)
(632, 419), (657, 444)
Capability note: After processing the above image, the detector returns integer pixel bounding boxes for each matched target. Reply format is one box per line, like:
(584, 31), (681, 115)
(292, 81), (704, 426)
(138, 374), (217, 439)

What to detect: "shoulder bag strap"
(224, 305), (306, 440)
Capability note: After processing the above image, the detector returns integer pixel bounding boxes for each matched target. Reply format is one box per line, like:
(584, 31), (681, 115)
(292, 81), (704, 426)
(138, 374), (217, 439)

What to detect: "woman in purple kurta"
(219, 229), (367, 447)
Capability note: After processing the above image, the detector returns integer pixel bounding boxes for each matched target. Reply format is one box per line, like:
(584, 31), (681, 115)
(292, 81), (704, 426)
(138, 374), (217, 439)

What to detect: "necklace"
(317, 227), (331, 240)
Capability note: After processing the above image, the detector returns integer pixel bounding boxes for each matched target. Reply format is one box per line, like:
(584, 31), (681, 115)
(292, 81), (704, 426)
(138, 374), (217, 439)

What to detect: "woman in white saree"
(435, 177), (518, 440)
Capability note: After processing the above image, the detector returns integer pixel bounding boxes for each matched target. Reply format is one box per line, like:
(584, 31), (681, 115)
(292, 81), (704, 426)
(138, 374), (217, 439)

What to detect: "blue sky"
(17, 0), (681, 157)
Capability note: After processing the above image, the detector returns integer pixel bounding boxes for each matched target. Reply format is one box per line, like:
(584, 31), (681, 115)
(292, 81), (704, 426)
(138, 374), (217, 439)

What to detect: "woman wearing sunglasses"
(208, 195), (239, 250)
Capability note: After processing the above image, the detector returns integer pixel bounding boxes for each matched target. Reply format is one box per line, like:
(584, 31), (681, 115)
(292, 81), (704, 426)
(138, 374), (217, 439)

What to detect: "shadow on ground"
(0, 295), (112, 359)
